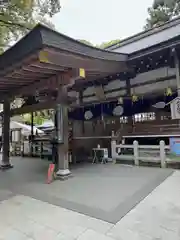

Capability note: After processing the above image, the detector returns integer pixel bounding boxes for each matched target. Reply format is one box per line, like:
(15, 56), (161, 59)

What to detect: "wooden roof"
(106, 16), (180, 52)
(0, 24), (127, 101)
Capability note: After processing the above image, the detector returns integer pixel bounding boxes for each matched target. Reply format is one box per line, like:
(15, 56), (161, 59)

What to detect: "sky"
(52, 0), (154, 45)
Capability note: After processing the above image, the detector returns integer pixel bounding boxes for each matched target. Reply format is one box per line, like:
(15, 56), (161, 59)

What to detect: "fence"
(111, 139), (171, 168)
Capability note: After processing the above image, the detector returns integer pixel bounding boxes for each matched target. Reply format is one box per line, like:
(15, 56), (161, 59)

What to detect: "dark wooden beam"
(0, 79), (27, 85)
(11, 100), (56, 116)
(4, 93), (73, 117)
(15, 76), (62, 97)
(8, 96), (76, 117)
(0, 54), (38, 76)
(6, 75), (38, 80)
(8, 71), (73, 98)
(0, 86), (13, 89)
(22, 66), (57, 74)
(0, 76), (34, 82)
(0, 72), (76, 115)
(31, 62), (66, 72)
(11, 70), (51, 78)
(39, 48), (127, 73)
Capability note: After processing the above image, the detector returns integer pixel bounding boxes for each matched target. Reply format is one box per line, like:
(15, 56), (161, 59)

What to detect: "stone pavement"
(0, 157), (173, 223)
(0, 170), (180, 239)
(107, 170), (180, 240)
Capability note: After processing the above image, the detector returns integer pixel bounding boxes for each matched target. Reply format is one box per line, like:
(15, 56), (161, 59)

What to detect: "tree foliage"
(145, 0), (180, 29)
(79, 39), (120, 49)
(0, 0), (60, 51)
(23, 112), (51, 125)
(98, 39), (120, 49)
(78, 39), (93, 46)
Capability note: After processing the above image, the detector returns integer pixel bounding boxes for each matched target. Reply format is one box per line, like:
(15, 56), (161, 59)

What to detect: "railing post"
(160, 140), (166, 168)
(111, 131), (117, 164)
(133, 140), (139, 166)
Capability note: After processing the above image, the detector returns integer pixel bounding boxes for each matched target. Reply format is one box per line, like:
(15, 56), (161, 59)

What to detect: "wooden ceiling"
(0, 24), (128, 101)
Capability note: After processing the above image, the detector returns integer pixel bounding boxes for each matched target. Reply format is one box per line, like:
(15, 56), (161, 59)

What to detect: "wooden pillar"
(174, 48), (180, 97)
(172, 48), (180, 127)
(31, 112), (34, 136)
(0, 100), (13, 169)
(55, 87), (71, 179)
(30, 112), (34, 156)
(79, 90), (85, 134)
(155, 109), (164, 121)
(126, 78), (133, 127)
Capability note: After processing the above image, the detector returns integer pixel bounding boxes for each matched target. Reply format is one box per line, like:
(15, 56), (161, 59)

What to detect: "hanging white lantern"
(10, 97), (25, 109)
(152, 101), (166, 109)
(113, 105), (124, 116)
(118, 97), (123, 104)
(35, 90), (40, 101)
(84, 110), (93, 120)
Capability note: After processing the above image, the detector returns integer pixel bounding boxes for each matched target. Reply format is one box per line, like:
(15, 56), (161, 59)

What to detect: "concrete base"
(56, 169), (71, 180)
(0, 162), (13, 170)
(112, 159), (116, 164)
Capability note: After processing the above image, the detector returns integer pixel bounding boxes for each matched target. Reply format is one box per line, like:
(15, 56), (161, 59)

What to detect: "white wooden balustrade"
(111, 139), (171, 168)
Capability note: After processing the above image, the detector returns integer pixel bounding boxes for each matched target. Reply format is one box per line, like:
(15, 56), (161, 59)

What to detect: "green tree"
(0, 0), (60, 51)
(98, 39), (120, 49)
(78, 39), (121, 49)
(23, 112), (46, 125)
(145, 0), (180, 29)
(78, 39), (94, 46)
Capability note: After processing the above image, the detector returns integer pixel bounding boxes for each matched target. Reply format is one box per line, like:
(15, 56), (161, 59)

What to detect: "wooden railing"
(115, 119), (180, 137)
(111, 139), (177, 168)
(132, 124), (180, 135)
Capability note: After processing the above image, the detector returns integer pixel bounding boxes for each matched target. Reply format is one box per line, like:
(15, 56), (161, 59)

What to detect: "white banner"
(171, 97), (180, 119)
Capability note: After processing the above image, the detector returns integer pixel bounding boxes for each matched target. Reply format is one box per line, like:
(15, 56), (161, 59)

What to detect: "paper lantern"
(118, 97), (123, 104)
(10, 98), (25, 109)
(152, 101), (166, 109)
(36, 111), (41, 117)
(113, 105), (124, 116)
(84, 110), (93, 120)
(43, 110), (49, 117)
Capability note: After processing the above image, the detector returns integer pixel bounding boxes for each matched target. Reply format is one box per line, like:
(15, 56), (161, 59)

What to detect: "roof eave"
(105, 16), (180, 51)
